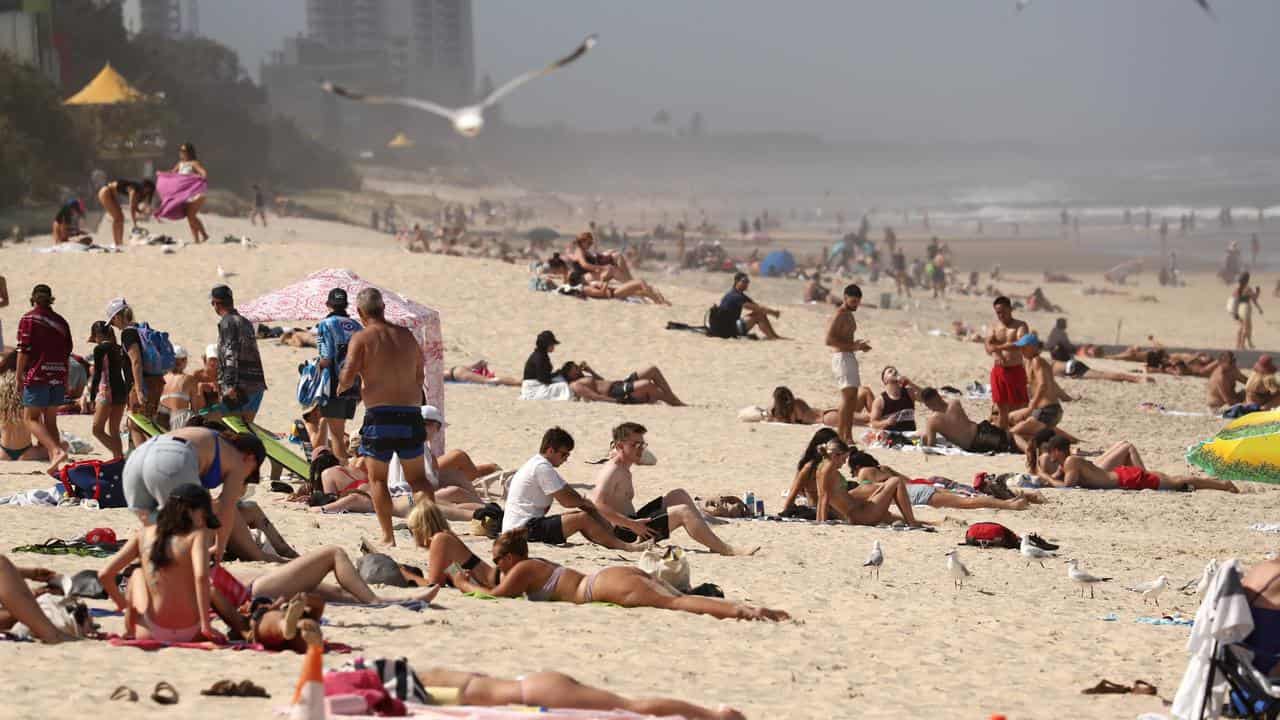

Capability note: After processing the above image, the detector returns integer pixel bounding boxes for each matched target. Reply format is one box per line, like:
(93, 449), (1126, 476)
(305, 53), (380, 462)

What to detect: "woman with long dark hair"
(96, 178), (155, 249)
(169, 143), (209, 243)
(98, 484), (222, 642)
(83, 320), (127, 458)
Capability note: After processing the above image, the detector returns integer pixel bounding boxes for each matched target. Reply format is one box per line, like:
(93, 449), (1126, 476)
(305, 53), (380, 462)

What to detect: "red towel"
(106, 635), (354, 653)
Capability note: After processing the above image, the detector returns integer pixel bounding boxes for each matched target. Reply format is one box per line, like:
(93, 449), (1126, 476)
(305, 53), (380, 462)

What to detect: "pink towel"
(155, 171), (208, 220)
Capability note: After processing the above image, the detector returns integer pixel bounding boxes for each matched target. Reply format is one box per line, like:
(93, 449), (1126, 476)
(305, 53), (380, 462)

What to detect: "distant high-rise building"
(0, 1), (59, 83)
(137, 0), (198, 38)
(265, 0), (475, 148)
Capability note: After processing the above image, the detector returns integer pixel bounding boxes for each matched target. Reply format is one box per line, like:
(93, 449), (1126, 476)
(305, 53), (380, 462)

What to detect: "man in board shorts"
(984, 296), (1030, 428)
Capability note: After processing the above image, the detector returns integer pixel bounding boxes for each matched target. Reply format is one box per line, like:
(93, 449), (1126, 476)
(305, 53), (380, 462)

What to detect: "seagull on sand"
(946, 549), (971, 589)
(216, 264), (236, 280)
(1067, 560), (1112, 599)
(1021, 534), (1056, 568)
(863, 540), (884, 580)
(1127, 576), (1169, 606)
(322, 34), (598, 138)
(1179, 559), (1218, 595)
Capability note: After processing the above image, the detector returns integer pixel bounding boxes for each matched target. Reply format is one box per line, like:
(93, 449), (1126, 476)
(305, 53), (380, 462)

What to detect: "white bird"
(322, 34), (598, 138)
(863, 540), (884, 580)
(946, 549), (971, 589)
(1066, 560), (1112, 599)
(1021, 534), (1056, 568)
(1180, 559), (1218, 595)
(1127, 575), (1169, 606)
(216, 264), (236, 279)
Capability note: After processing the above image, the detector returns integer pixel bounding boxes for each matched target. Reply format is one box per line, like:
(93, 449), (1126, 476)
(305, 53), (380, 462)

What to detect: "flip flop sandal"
(1082, 679), (1131, 695)
(201, 680), (236, 697)
(1131, 680), (1158, 696)
(201, 680), (271, 698)
(151, 681), (180, 705)
(110, 686), (138, 702)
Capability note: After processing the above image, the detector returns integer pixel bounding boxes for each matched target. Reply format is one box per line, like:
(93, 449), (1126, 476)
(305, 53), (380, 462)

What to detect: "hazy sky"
(199, 0), (1280, 145)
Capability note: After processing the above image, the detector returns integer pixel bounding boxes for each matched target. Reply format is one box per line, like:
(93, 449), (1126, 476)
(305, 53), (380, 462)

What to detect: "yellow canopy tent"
(64, 63), (144, 106)
(387, 132), (415, 149)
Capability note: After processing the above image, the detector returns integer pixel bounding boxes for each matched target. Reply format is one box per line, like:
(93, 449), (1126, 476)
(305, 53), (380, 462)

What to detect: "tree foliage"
(0, 53), (93, 206)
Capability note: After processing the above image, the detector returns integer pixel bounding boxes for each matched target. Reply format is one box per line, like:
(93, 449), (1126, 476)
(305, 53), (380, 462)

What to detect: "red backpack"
(963, 522), (1020, 549)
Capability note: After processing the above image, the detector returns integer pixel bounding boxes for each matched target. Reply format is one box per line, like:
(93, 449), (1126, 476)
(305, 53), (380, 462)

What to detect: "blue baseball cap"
(1014, 333), (1041, 347)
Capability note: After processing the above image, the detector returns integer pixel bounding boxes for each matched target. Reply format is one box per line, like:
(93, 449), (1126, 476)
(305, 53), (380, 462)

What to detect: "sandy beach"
(1, 210), (1276, 720)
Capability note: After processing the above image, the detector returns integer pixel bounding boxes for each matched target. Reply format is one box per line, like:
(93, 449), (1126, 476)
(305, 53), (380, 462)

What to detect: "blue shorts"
(241, 389), (265, 413)
(21, 383), (66, 408)
(358, 406), (426, 463)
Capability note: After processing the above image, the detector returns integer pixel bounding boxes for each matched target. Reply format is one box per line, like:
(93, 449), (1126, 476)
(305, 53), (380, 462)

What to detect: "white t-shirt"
(501, 454), (568, 533)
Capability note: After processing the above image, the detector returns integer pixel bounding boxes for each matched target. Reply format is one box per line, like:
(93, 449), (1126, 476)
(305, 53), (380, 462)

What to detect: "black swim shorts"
(612, 497), (671, 542)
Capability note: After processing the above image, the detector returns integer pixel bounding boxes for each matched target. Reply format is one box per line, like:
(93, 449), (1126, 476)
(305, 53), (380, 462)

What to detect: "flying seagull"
(322, 34), (598, 138)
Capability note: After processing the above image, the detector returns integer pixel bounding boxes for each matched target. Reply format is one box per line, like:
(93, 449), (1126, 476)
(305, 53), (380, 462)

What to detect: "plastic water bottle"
(744, 491), (756, 517)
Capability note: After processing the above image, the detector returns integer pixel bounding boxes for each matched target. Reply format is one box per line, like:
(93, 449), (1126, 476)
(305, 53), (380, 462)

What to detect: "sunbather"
(407, 499), (499, 588)
(847, 450), (1036, 510)
(445, 360), (519, 387)
(918, 387), (1023, 454)
(217, 545), (440, 607)
(1049, 343), (1150, 383)
(1, 351), (50, 462)
(413, 668), (745, 720)
(767, 385), (872, 426)
(307, 446), (483, 521)
(1028, 436), (1238, 492)
(566, 269), (671, 305)
(0, 555), (78, 643)
(783, 430), (922, 526)
(560, 361), (686, 406)
(99, 484), (223, 643)
(447, 527), (789, 621)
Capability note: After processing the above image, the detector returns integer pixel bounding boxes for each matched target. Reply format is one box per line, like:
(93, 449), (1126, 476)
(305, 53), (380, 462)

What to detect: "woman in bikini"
(306, 446), (485, 520)
(567, 231), (632, 283)
(412, 667), (744, 720)
(170, 143), (209, 243)
(798, 435), (925, 526)
(566, 269), (671, 305)
(448, 528), (788, 621)
(95, 177), (155, 249)
(157, 345), (201, 431)
(82, 321), (128, 458)
(445, 360), (519, 387)
(406, 499), (499, 588)
(768, 386), (840, 426)
(0, 350), (48, 462)
(99, 484), (223, 643)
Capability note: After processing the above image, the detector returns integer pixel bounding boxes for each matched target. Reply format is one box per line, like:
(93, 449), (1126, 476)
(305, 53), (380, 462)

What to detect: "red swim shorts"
(1114, 465), (1160, 491)
(210, 564), (251, 607)
(990, 363), (1029, 407)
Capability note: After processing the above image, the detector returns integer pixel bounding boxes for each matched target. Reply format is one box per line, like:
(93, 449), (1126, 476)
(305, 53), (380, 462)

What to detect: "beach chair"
(220, 416), (311, 480)
(128, 413), (164, 439)
(1213, 644), (1280, 719)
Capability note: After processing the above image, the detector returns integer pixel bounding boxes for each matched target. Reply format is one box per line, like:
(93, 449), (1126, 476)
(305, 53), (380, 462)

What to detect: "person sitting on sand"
(447, 527), (789, 621)
(499, 427), (644, 551)
(804, 271), (839, 305)
(1246, 355), (1280, 409)
(567, 231), (632, 283)
(1026, 287), (1062, 312)
(0, 350), (52, 462)
(713, 273), (781, 340)
(1049, 343), (1151, 384)
(446, 360), (519, 386)
(0, 555), (79, 643)
(918, 387), (1024, 454)
(51, 198), (86, 245)
(803, 436), (924, 525)
(192, 344), (220, 408)
(590, 422), (758, 556)
(412, 667), (746, 720)
(848, 449), (1039, 511)
(1007, 335), (1077, 441)
(559, 361), (686, 406)
(1029, 435), (1238, 492)
(868, 366), (920, 432)
(1207, 352), (1248, 409)
(564, 268), (671, 305)
(99, 484), (223, 642)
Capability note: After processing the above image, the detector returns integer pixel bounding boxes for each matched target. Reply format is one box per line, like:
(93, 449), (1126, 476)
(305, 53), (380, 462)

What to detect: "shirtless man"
(1207, 352), (1247, 409)
(590, 422), (757, 556)
(560, 362), (685, 406)
(1008, 334), (1077, 442)
(918, 387), (1022, 454)
(1032, 436), (1237, 493)
(826, 284), (872, 443)
(984, 296), (1030, 428)
(1246, 355), (1280, 409)
(337, 288), (433, 546)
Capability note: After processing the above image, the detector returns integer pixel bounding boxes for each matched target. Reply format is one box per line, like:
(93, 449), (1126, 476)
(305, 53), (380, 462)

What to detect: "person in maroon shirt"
(15, 284), (72, 473)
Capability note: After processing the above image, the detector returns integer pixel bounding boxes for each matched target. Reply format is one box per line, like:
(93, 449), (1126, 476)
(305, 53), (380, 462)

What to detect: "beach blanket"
(0, 486), (63, 506)
(107, 635), (354, 653)
(33, 243), (118, 254)
(1137, 402), (1213, 418)
(155, 171), (207, 221)
(13, 538), (123, 558)
(1249, 522), (1280, 534)
(277, 705), (673, 719)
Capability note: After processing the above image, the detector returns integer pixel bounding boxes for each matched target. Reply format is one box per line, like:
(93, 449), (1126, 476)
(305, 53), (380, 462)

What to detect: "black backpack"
(705, 305), (737, 339)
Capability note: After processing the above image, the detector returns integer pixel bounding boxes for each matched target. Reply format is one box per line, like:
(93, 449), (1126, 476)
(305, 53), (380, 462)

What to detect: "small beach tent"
(64, 63), (144, 105)
(759, 249), (796, 277)
(239, 269), (445, 453)
(387, 132), (415, 149)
